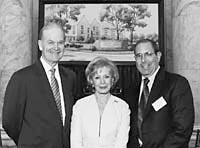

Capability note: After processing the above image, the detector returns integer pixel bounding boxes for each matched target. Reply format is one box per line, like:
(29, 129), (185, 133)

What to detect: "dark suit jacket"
(125, 68), (194, 148)
(0, 131), (2, 146)
(2, 61), (77, 148)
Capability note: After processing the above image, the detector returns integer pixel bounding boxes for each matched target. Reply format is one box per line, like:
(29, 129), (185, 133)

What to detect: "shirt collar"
(40, 57), (59, 73)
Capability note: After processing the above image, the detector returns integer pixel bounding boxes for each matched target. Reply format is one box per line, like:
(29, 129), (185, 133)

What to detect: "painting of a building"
(43, 3), (159, 61)
(66, 15), (91, 42)
(100, 21), (116, 40)
(90, 19), (100, 40)
(66, 15), (119, 42)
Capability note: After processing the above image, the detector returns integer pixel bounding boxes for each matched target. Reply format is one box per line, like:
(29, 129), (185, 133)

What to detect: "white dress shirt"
(139, 66), (160, 102)
(40, 57), (66, 125)
(70, 94), (130, 148)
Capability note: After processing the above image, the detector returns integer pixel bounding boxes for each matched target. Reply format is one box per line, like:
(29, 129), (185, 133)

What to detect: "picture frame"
(39, 0), (164, 65)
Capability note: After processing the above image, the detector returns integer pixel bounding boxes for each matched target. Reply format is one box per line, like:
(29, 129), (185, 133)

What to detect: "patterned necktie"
(50, 68), (63, 121)
(138, 77), (150, 140)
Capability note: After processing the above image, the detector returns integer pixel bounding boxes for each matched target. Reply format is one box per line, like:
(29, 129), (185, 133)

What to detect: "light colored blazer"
(70, 94), (130, 148)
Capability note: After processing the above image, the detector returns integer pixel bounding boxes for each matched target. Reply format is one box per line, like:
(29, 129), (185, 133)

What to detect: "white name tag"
(152, 96), (167, 111)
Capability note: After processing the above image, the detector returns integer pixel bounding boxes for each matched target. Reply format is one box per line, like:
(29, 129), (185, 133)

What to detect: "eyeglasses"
(135, 52), (155, 60)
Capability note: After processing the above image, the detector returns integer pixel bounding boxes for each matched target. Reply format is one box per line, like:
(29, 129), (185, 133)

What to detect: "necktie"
(50, 68), (63, 121)
(138, 77), (150, 140)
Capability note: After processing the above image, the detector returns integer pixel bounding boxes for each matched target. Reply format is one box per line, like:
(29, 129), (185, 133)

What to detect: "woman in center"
(70, 56), (130, 148)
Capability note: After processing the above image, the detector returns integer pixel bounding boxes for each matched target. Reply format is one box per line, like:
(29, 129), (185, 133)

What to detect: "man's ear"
(156, 51), (162, 62)
(38, 40), (43, 51)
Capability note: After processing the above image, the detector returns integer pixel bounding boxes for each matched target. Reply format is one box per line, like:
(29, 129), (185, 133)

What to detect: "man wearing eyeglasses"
(127, 39), (194, 148)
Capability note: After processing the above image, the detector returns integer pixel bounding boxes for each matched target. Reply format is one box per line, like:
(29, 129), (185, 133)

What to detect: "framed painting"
(39, 0), (164, 65)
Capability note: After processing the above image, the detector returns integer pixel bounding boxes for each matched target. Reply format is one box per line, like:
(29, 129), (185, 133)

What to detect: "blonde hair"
(85, 56), (119, 86)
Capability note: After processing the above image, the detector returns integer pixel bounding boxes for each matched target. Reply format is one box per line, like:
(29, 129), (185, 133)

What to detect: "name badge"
(152, 96), (167, 111)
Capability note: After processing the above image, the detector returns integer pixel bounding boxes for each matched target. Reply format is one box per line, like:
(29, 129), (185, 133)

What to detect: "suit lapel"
(59, 66), (73, 126)
(35, 61), (62, 121)
(143, 68), (166, 119)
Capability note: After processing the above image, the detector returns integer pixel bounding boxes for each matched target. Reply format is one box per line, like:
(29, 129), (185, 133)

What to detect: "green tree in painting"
(100, 4), (151, 43)
(100, 5), (126, 40)
(45, 4), (85, 33)
(120, 5), (151, 43)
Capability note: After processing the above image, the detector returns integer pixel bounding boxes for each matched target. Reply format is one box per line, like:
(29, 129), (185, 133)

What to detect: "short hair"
(85, 56), (119, 86)
(134, 39), (159, 53)
(38, 21), (65, 40)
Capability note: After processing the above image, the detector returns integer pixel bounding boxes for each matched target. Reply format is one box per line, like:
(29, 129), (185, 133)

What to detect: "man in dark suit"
(2, 22), (77, 148)
(127, 39), (194, 148)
